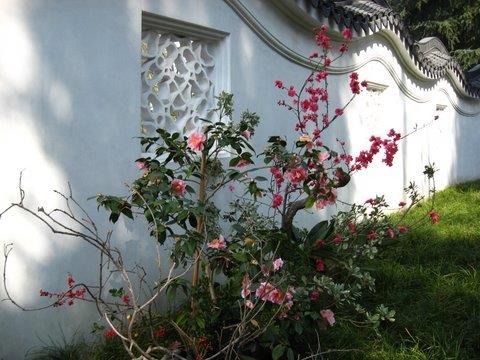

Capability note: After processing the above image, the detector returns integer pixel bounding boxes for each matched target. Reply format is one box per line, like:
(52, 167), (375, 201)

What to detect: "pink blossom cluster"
(352, 129), (401, 170)
(270, 166), (285, 189)
(39, 275), (86, 307)
(349, 72), (368, 94)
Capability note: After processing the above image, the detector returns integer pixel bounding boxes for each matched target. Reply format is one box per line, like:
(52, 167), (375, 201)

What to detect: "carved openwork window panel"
(141, 31), (216, 138)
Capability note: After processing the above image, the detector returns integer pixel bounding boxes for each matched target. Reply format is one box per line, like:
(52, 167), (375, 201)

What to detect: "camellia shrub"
(2, 26), (440, 360)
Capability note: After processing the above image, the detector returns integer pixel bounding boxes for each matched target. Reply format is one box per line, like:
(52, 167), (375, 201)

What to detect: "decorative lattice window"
(141, 31), (217, 139)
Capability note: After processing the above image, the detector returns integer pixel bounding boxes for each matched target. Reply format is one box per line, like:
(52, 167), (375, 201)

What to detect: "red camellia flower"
(429, 210), (440, 224)
(104, 329), (117, 338)
(315, 239), (325, 249)
(274, 80), (283, 88)
(271, 194), (283, 209)
(171, 179), (186, 197)
(122, 294), (130, 305)
(333, 233), (344, 245)
(154, 328), (167, 338)
(335, 108), (344, 116)
(310, 290), (320, 301)
(315, 259), (325, 272)
(366, 230), (377, 241)
(348, 222), (357, 234)
(398, 225), (409, 233)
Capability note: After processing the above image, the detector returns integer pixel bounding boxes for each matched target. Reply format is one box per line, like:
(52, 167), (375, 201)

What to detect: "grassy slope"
(324, 181), (480, 359)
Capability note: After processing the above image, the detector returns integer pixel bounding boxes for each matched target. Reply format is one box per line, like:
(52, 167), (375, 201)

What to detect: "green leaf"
(304, 196), (316, 209)
(188, 213), (198, 228)
(239, 356), (257, 360)
(272, 344), (285, 360)
(305, 221), (329, 245)
(287, 348), (294, 360)
(232, 252), (247, 262)
(294, 321), (303, 334)
(109, 212), (119, 223)
(229, 157), (241, 167)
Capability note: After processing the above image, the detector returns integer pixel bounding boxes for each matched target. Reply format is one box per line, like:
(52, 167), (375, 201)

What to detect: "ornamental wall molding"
(223, 0), (480, 117)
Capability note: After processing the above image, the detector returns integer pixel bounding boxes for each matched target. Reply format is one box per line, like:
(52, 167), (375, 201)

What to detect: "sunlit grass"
(324, 180), (480, 359)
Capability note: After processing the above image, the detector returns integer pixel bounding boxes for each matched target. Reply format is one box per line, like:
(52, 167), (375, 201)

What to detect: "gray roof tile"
(303, 0), (480, 97)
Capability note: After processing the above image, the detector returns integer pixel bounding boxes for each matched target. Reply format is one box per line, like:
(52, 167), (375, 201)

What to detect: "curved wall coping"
(224, 0), (480, 117)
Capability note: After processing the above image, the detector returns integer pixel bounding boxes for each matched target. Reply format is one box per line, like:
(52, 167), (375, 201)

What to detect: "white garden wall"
(0, 0), (479, 357)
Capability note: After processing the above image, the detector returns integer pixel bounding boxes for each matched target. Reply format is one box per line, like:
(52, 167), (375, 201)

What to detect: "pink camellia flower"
(273, 258), (284, 271)
(171, 179), (186, 196)
(285, 166), (307, 185)
(135, 160), (148, 170)
(242, 130), (252, 139)
(274, 80), (283, 88)
(315, 259), (325, 272)
(208, 235), (227, 250)
(315, 190), (337, 210)
(318, 152), (329, 163)
(255, 282), (276, 301)
(241, 275), (251, 299)
(236, 159), (251, 168)
(187, 132), (206, 152)
(271, 194), (283, 209)
(398, 225), (409, 233)
(320, 309), (336, 326)
(429, 210), (440, 224)
(387, 228), (396, 239)
(342, 28), (352, 41)
(245, 300), (254, 309)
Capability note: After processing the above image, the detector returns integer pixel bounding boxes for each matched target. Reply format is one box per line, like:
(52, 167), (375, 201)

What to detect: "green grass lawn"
(324, 180), (480, 359)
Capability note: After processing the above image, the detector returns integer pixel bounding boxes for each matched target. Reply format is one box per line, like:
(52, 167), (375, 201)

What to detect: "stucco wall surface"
(0, 0), (479, 357)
